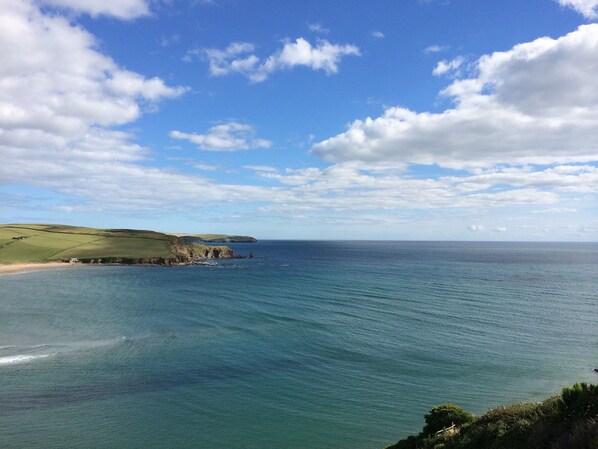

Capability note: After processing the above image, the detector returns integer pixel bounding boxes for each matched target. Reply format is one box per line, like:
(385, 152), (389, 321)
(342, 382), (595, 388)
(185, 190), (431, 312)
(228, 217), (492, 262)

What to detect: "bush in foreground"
(385, 383), (598, 449)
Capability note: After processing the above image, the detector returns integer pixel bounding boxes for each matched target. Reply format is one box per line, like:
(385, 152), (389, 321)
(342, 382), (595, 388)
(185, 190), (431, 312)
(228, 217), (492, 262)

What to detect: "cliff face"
(169, 239), (236, 263)
(64, 238), (237, 266)
(188, 244), (235, 259)
(75, 242), (237, 266)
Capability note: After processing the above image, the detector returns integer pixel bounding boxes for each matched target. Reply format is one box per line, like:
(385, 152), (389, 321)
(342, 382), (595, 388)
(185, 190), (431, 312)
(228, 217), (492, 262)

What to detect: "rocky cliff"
(170, 239), (237, 263)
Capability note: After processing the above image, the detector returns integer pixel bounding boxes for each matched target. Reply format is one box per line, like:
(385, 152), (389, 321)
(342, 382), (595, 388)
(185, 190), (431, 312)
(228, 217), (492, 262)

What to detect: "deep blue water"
(1, 241), (597, 448)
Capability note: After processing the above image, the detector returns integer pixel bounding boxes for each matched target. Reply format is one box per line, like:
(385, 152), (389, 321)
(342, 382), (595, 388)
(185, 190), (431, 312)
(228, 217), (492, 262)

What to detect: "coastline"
(0, 262), (77, 275)
(0, 259), (234, 276)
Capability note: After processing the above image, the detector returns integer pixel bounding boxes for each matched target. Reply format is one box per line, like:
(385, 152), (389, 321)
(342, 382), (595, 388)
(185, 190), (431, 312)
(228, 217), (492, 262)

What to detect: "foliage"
(422, 404), (474, 436)
(561, 383), (598, 421)
(385, 384), (598, 449)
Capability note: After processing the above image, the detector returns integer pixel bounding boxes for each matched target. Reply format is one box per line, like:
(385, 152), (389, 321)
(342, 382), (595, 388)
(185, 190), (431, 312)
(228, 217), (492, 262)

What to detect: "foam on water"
(0, 337), (131, 368)
(0, 353), (53, 366)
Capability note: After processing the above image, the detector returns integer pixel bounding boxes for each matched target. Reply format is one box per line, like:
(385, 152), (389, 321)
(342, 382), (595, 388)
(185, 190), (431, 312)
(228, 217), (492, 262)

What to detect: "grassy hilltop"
(169, 233), (257, 243)
(386, 383), (598, 449)
(0, 224), (241, 264)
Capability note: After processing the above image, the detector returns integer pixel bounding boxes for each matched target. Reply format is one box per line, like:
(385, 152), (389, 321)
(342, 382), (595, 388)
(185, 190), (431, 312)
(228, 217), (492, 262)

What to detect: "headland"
(0, 224), (254, 271)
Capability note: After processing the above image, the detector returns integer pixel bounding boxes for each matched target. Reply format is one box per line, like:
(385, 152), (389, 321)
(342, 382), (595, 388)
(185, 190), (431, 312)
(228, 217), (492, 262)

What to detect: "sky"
(1, 0), (597, 240)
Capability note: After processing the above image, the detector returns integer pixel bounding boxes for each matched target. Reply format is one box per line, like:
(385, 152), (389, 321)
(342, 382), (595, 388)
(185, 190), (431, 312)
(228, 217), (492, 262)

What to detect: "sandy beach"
(0, 262), (74, 275)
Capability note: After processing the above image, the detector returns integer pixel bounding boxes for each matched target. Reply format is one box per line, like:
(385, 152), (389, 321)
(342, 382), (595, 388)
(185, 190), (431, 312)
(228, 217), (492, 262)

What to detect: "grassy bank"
(0, 224), (238, 264)
(386, 383), (598, 449)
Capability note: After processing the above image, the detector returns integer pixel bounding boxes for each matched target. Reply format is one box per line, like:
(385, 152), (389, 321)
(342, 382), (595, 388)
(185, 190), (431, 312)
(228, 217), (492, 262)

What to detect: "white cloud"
(469, 224), (485, 232)
(0, 0), (185, 144)
(198, 42), (256, 74)
(2, 1), (596, 240)
(494, 226), (507, 232)
(192, 163), (220, 171)
(244, 165), (279, 172)
(250, 162), (594, 214)
(557, 0), (598, 19)
(199, 38), (360, 83)
(0, 1), (280, 212)
(424, 44), (449, 54)
(312, 25), (598, 169)
(40, 0), (151, 19)
(308, 23), (329, 34)
(159, 34), (180, 48)
(193, 0), (217, 5)
(371, 31), (385, 39)
(170, 122), (272, 151)
(532, 207), (578, 213)
(432, 56), (465, 76)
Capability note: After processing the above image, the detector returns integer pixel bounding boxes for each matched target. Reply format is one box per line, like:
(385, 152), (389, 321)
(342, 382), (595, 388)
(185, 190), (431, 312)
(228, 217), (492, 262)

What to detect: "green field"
(173, 233), (257, 243)
(0, 224), (175, 264)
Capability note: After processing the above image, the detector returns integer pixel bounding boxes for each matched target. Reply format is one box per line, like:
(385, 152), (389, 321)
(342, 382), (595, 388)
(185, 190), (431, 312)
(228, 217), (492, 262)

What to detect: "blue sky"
(1, 0), (597, 240)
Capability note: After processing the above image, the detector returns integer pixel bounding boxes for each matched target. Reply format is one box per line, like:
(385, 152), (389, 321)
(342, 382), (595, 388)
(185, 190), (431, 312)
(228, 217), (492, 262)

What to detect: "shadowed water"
(1, 241), (597, 448)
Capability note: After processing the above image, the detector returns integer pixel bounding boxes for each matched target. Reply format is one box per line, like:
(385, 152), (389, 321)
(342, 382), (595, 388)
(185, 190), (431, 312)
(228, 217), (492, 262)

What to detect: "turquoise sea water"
(1, 241), (597, 448)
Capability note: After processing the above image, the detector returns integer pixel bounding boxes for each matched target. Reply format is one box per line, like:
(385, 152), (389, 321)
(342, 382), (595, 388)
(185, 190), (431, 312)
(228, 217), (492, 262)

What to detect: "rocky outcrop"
(189, 245), (235, 259)
(74, 240), (238, 266)
(169, 238), (237, 264)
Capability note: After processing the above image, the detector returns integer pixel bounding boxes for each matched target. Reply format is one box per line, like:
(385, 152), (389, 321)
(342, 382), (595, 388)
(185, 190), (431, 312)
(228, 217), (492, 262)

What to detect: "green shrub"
(386, 385), (598, 449)
(561, 383), (598, 421)
(422, 404), (474, 436)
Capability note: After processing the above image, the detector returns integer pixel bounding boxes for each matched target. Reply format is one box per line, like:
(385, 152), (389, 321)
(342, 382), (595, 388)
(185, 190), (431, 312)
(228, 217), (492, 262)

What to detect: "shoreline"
(0, 262), (76, 275)
(0, 259), (235, 276)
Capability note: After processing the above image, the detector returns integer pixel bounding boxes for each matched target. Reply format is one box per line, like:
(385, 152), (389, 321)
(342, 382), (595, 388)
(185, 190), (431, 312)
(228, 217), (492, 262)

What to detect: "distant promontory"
(169, 233), (257, 243)
(0, 224), (255, 267)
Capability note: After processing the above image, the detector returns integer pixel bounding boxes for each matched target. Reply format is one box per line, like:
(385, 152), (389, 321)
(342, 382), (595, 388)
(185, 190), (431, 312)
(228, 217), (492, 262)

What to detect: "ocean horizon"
(1, 241), (597, 448)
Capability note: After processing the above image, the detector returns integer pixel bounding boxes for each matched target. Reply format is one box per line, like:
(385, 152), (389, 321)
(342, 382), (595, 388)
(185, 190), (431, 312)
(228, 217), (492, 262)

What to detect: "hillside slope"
(0, 224), (236, 264)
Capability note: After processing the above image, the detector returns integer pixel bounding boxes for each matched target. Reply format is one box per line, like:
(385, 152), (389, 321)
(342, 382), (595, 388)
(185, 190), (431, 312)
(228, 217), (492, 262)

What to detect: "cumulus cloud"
(197, 42), (257, 74)
(371, 31), (385, 39)
(0, 0), (189, 209)
(0, 0), (185, 140)
(170, 123), (272, 151)
(40, 0), (151, 19)
(557, 0), (598, 19)
(0, 1), (277, 212)
(311, 25), (598, 169)
(2, 0), (596, 237)
(197, 38), (360, 82)
(432, 56), (465, 76)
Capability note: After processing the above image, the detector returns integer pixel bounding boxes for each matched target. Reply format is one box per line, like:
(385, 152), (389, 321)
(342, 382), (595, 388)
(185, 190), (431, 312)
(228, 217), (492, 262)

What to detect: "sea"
(1, 241), (597, 449)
